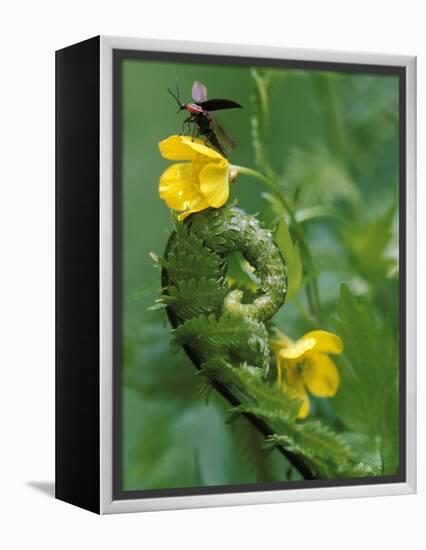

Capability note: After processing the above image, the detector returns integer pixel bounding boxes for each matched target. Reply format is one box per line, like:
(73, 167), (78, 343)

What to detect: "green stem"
(233, 165), (321, 322)
(232, 165), (280, 194)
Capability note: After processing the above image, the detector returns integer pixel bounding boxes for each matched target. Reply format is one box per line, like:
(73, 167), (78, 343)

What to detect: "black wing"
(210, 116), (236, 154)
(192, 81), (208, 103)
(199, 99), (243, 111)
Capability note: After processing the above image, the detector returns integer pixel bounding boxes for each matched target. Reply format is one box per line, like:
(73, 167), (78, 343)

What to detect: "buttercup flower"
(272, 329), (343, 419)
(159, 135), (230, 221)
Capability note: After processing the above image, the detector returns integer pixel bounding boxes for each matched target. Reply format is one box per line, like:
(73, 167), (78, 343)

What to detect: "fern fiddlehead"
(163, 205), (287, 372)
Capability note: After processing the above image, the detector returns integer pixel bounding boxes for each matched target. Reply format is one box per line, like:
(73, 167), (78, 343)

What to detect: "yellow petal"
(303, 353), (340, 397)
(199, 161), (229, 208)
(270, 329), (294, 354)
(284, 377), (310, 419)
(185, 139), (225, 161)
(159, 135), (224, 162)
(159, 162), (202, 210)
(298, 393), (310, 419)
(279, 337), (316, 360)
(177, 199), (210, 221)
(272, 327), (290, 342)
(276, 356), (283, 385)
(159, 135), (199, 161)
(302, 330), (343, 355)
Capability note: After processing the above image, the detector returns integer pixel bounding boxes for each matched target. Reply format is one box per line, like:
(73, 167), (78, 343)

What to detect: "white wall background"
(1, 1), (424, 548)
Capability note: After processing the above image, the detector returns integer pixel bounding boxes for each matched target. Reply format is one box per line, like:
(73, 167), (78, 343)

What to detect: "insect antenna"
(168, 80), (183, 113)
(167, 88), (179, 105)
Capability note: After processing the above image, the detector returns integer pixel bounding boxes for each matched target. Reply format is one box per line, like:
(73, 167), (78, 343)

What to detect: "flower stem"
(233, 165), (321, 323)
(232, 165), (280, 194)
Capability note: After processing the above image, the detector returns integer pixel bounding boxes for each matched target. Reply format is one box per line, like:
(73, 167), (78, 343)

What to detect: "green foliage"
(163, 205), (287, 368)
(123, 318), (295, 490)
(230, 415), (299, 482)
(172, 313), (269, 372)
(161, 204), (364, 480)
(151, 221), (227, 319)
(127, 278), (160, 303)
(201, 359), (374, 478)
(340, 203), (397, 286)
(265, 426), (359, 479)
(283, 145), (359, 208)
(226, 252), (259, 293)
(201, 358), (300, 417)
(250, 68), (279, 180)
(155, 69), (399, 483)
(172, 223), (224, 278)
(339, 74), (399, 167)
(274, 218), (303, 299)
(122, 60), (400, 489)
(154, 225), (224, 282)
(162, 277), (227, 319)
(332, 284), (399, 474)
(123, 318), (197, 401)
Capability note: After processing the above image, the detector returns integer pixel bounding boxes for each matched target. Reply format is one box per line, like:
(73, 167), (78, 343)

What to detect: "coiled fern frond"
(155, 205), (374, 479)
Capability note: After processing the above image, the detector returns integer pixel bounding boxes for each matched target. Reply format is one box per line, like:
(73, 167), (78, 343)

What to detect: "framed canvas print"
(55, 36), (416, 514)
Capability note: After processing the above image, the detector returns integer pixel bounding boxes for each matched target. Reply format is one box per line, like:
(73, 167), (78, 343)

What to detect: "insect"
(168, 81), (243, 157)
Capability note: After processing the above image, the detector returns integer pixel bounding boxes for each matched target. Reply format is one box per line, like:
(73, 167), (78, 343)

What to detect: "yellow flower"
(272, 329), (343, 419)
(158, 135), (230, 221)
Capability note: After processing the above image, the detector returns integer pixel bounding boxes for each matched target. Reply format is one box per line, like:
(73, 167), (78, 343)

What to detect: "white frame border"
(99, 36), (416, 514)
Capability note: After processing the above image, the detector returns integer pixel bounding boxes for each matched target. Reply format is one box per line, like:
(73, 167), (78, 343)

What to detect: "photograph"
(2, 0), (423, 544)
(117, 54), (402, 494)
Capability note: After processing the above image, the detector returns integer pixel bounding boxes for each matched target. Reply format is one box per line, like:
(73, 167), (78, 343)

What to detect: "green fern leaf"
(163, 277), (227, 319)
(167, 249), (223, 282)
(173, 314), (270, 371)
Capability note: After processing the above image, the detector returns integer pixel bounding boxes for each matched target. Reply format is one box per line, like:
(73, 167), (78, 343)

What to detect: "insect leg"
(204, 129), (216, 149)
(191, 123), (199, 141)
(181, 117), (192, 136)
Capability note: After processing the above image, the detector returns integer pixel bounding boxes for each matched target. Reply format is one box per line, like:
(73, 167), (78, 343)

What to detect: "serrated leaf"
(332, 284), (399, 474)
(201, 359), (362, 478)
(163, 277), (227, 319)
(173, 314), (270, 371)
(264, 419), (354, 479)
(201, 359), (300, 419)
(340, 202), (397, 285)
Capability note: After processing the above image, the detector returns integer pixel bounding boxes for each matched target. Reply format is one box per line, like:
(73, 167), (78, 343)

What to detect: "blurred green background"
(121, 58), (399, 490)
